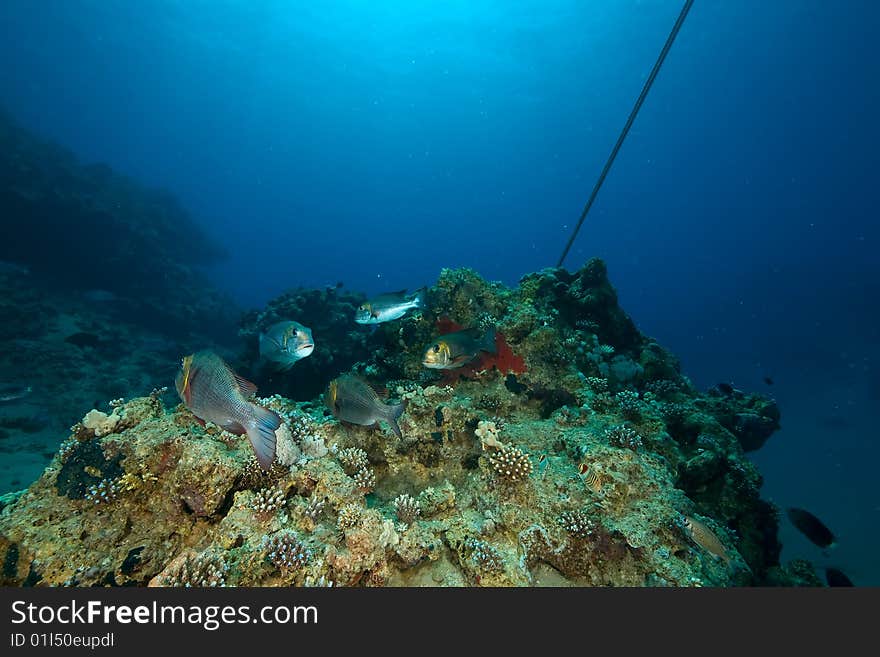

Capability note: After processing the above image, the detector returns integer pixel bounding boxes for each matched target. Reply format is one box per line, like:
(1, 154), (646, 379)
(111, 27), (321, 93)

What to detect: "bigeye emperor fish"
(175, 351), (281, 470)
(259, 321), (314, 370)
(422, 327), (497, 370)
(355, 288), (426, 324)
(324, 374), (405, 438)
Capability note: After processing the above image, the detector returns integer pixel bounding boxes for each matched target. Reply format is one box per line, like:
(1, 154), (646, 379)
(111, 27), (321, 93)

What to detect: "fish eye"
(432, 344), (441, 353)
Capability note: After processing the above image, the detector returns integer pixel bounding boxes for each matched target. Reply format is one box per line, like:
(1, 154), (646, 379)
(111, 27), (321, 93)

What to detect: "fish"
(174, 350), (281, 470)
(422, 327), (497, 370)
(0, 385), (32, 403)
(354, 288), (426, 324)
(324, 374), (405, 438)
(259, 321), (315, 370)
(763, 376), (774, 386)
(683, 515), (733, 567)
(786, 507), (836, 549)
(824, 567), (854, 587)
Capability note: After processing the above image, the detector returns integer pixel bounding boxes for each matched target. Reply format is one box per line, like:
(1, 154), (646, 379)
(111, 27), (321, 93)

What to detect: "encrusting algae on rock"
(0, 259), (811, 587)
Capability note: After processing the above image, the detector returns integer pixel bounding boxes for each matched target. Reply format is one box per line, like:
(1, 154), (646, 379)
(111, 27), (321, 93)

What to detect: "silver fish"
(0, 385), (32, 403)
(324, 374), (405, 438)
(259, 321), (314, 370)
(355, 288), (426, 324)
(175, 351), (281, 470)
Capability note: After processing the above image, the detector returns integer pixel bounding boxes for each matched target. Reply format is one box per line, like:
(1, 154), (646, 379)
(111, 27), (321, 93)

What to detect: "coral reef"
(0, 259), (807, 587)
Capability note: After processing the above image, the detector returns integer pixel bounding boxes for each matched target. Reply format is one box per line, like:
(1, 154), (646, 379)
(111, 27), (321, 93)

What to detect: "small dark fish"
(763, 376), (774, 386)
(0, 385), (32, 403)
(786, 507), (836, 549)
(715, 382), (735, 396)
(324, 374), (405, 438)
(175, 351), (281, 470)
(422, 327), (497, 370)
(824, 567), (854, 587)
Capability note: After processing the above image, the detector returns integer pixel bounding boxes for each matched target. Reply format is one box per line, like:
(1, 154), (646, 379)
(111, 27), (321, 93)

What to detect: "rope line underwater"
(557, 0), (695, 268)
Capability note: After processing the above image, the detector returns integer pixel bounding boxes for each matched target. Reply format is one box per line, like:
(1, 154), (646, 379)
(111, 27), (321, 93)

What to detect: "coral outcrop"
(0, 259), (808, 586)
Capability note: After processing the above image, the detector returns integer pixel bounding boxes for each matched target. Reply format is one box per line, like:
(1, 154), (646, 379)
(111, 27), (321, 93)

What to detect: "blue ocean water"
(0, 1), (876, 584)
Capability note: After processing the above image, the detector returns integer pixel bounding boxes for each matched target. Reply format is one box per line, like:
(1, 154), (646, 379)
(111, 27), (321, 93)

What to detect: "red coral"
(434, 317), (526, 382)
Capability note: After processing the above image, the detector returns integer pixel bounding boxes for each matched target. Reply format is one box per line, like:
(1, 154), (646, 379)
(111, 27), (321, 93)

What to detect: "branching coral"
(393, 493), (421, 525)
(337, 447), (369, 476)
(487, 444), (533, 482)
(557, 509), (597, 539)
(254, 487), (285, 517)
(605, 425), (643, 451)
(152, 550), (228, 587)
(262, 531), (311, 574)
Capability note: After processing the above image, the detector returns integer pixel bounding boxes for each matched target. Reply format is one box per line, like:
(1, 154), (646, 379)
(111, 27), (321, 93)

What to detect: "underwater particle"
(487, 443), (533, 482)
(337, 503), (362, 530)
(605, 425), (643, 450)
(253, 487), (285, 517)
(393, 493), (421, 525)
(557, 510), (597, 539)
(682, 515), (733, 567)
(152, 549), (228, 587)
(465, 538), (504, 573)
(337, 447), (369, 476)
(175, 350), (281, 470)
(786, 507), (836, 549)
(352, 467), (376, 493)
(325, 374), (406, 438)
(261, 531), (311, 574)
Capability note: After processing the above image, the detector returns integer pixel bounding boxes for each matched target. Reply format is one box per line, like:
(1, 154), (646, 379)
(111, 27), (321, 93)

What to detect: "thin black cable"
(557, 0), (695, 268)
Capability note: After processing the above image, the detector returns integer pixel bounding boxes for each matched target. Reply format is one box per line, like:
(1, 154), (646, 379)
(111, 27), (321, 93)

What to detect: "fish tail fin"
(412, 286), (428, 308)
(245, 404), (281, 471)
(384, 400), (406, 439)
(483, 327), (498, 355)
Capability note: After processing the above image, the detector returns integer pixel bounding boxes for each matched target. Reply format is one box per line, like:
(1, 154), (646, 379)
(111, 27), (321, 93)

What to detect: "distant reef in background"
(0, 107), (236, 337)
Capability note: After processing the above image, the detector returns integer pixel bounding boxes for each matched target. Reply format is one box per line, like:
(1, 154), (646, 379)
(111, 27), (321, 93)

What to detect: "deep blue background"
(1, 1), (877, 583)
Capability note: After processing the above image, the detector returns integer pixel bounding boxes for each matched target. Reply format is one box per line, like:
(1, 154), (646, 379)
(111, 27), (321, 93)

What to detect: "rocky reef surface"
(0, 260), (811, 587)
(0, 107), (236, 338)
(0, 271), (235, 493)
